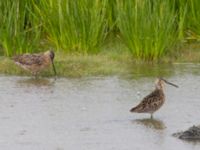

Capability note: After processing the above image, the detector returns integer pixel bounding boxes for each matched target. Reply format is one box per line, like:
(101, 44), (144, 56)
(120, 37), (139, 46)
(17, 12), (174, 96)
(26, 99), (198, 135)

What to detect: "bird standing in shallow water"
(130, 78), (178, 119)
(13, 50), (57, 77)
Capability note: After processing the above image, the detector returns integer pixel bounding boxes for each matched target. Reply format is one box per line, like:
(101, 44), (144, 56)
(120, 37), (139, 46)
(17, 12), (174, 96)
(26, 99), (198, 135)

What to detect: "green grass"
(0, 0), (42, 56)
(185, 0), (200, 40)
(1, 41), (200, 78)
(0, 0), (200, 63)
(117, 0), (177, 61)
(33, 0), (108, 53)
(0, 52), (132, 78)
(0, 52), (176, 78)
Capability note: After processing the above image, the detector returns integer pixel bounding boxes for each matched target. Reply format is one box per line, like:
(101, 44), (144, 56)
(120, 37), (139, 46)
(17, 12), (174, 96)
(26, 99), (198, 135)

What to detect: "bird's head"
(44, 50), (55, 61)
(155, 78), (178, 90)
(44, 50), (57, 76)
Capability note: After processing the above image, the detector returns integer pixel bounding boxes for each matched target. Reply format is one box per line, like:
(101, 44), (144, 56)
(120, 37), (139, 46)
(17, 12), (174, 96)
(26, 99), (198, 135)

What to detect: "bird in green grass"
(13, 50), (57, 77)
(130, 78), (178, 119)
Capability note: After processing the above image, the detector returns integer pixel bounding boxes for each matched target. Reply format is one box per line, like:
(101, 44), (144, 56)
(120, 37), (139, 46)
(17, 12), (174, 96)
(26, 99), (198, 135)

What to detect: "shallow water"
(0, 64), (200, 150)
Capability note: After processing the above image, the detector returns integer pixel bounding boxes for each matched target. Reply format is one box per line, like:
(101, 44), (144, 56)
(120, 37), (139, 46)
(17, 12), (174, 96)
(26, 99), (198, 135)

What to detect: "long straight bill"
(160, 78), (179, 88)
(52, 61), (57, 76)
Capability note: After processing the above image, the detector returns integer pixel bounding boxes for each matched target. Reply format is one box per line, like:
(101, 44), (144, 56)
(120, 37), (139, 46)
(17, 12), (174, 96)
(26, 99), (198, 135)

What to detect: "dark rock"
(173, 125), (200, 140)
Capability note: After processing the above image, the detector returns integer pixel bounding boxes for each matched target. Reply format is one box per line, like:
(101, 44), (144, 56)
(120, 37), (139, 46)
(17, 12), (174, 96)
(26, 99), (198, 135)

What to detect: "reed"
(33, 0), (108, 54)
(117, 0), (177, 61)
(185, 0), (200, 40)
(105, 0), (118, 33)
(0, 0), (200, 62)
(174, 0), (188, 40)
(0, 0), (42, 56)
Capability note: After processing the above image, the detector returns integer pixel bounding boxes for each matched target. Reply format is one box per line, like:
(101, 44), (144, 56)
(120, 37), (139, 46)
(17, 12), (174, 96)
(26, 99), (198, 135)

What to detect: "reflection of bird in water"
(13, 50), (57, 77)
(130, 78), (178, 119)
(173, 125), (200, 140)
(17, 78), (54, 87)
(133, 118), (166, 130)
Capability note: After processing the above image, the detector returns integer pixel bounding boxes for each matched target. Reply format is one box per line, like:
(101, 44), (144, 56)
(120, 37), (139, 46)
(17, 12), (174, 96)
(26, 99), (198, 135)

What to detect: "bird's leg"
(54, 76), (57, 81)
(150, 114), (153, 119)
(32, 72), (38, 79)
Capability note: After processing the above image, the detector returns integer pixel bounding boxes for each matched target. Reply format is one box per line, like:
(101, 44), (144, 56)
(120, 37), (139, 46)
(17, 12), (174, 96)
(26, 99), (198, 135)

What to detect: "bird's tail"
(12, 55), (21, 62)
(130, 106), (139, 112)
(12, 56), (17, 61)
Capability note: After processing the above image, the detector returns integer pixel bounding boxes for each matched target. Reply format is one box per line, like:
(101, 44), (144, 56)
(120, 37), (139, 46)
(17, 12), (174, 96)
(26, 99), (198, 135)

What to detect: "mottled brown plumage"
(130, 78), (178, 118)
(13, 50), (56, 76)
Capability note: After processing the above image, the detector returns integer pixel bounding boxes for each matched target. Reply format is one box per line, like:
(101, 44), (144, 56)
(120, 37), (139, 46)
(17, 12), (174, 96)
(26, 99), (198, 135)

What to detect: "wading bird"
(13, 50), (57, 77)
(130, 78), (178, 119)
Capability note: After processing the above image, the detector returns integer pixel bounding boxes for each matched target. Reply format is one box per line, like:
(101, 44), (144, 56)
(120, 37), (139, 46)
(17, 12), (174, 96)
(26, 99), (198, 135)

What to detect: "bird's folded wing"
(13, 54), (43, 65)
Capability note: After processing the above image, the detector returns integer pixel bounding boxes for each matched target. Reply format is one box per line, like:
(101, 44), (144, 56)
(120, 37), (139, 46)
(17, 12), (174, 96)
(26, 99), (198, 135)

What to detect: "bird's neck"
(156, 84), (164, 90)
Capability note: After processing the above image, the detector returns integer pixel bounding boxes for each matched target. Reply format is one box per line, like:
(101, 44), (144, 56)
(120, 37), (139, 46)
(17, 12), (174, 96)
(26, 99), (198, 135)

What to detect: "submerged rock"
(173, 125), (200, 140)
